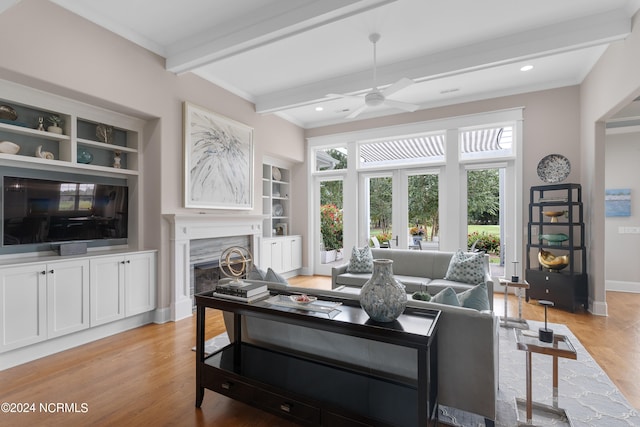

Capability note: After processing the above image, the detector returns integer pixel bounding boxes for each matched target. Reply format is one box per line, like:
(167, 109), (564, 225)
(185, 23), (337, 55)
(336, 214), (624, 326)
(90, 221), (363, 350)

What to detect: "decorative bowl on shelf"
(77, 149), (94, 164)
(272, 167), (281, 181)
(538, 249), (569, 271)
(0, 141), (20, 154)
(538, 233), (569, 246)
(0, 105), (17, 121)
(543, 210), (566, 222)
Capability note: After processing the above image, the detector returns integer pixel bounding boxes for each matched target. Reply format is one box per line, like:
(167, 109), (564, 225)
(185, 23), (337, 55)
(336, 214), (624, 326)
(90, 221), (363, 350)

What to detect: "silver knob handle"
(279, 403), (291, 413)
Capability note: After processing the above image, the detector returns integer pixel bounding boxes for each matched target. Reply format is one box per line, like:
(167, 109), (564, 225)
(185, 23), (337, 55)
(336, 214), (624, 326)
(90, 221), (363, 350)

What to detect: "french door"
(361, 169), (439, 250)
(314, 175), (344, 275)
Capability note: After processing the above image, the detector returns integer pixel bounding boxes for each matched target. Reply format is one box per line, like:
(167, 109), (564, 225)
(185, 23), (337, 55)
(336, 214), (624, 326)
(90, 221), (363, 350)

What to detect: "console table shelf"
(196, 290), (440, 426)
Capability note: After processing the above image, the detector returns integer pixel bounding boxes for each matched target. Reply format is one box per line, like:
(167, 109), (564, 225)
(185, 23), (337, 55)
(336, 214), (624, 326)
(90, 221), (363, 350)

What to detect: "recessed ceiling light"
(315, 106), (324, 112)
(520, 65), (534, 72)
(440, 88), (460, 94)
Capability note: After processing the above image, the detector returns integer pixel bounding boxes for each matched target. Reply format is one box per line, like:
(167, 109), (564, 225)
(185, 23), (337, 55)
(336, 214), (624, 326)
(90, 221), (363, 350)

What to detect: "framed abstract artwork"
(605, 188), (631, 217)
(183, 102), (254, 209)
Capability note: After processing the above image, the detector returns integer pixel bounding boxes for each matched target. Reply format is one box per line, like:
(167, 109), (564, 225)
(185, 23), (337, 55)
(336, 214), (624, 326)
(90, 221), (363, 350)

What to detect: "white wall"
(604, 131), (640, 292)
(0, 0), (305, 314)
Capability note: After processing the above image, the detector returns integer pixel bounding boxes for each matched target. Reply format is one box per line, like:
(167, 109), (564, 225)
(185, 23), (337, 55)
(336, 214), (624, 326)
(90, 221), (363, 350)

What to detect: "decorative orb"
(219, 246), (253, 286)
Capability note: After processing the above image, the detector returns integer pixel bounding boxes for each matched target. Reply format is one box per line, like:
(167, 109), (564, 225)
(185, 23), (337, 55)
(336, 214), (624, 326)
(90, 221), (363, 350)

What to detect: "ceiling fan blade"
(382, 77), (414, 97)
(346, 104), (368, 119)
(383, 98), (420, 112)
(327, 93), (363, 101)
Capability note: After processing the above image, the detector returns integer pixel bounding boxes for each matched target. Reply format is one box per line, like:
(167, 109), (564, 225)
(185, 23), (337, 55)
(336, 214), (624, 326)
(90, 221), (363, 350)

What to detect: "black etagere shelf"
(525, 183), (588, 312)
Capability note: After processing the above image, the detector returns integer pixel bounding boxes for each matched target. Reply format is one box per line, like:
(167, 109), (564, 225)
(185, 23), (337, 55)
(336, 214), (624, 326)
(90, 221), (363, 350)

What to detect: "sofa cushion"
(346, 246), (374, 273)
(431, 287), (460, 306)
(336, 272), (374, 287)
(425, 279), (476, 296)
(444, 250), (486, 285)
(457, 282), (490, 311)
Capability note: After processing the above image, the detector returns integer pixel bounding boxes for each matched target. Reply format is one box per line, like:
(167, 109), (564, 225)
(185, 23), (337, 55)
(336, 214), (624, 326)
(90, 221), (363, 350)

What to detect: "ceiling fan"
(330, 33), (419, 119)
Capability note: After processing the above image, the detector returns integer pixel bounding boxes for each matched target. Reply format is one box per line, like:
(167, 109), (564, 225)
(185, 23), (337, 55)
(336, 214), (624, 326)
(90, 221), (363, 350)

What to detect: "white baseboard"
(606, 280), (640, 293)
(589, 299), (608, 316)
(1, 312), (155, 371)
(153, 307), (173, 324)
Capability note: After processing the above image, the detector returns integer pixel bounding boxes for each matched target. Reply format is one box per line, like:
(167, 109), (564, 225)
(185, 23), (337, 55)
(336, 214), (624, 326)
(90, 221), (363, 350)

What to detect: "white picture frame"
(183, 102), (254, 210)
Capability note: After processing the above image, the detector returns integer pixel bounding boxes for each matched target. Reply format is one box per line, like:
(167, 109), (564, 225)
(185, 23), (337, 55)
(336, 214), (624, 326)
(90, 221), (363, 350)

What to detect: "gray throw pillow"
(457, 282), (490, 311)
(431, 287), (460, 306)
(265, 267), (289, 284)
(444, 249), (486, 285)
(247, 265), (267, 281)
(346, 246), (374, 273)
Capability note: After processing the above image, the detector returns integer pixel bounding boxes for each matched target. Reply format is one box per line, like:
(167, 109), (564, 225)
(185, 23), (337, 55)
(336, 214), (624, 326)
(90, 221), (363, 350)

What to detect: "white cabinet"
(46, 259), (90, 338)
(90, 251), (156, 326)
(283, 235), (302, 272)
(0, 259), (89, 352)
(90, 256), (125, 326)
(261, 236), (302, 274)
(124, 251), (156, 317)
(262, 238), (284, 272)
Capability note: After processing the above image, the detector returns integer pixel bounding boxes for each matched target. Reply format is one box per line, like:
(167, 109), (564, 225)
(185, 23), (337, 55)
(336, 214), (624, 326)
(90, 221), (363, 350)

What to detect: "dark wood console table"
(195, 289), (440, 426)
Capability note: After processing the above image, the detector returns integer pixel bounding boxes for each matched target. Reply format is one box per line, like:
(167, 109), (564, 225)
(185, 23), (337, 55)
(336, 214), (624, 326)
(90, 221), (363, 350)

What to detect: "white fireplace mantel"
(164, 213), (264, 320)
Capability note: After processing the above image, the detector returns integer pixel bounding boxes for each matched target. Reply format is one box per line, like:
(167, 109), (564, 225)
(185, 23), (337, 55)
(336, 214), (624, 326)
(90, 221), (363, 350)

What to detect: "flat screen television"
(3, 175), (128, 252)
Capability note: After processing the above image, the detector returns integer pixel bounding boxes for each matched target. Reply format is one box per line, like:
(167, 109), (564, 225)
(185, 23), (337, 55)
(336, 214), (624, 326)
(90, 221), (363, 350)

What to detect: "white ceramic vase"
(360, 259), (407, 322)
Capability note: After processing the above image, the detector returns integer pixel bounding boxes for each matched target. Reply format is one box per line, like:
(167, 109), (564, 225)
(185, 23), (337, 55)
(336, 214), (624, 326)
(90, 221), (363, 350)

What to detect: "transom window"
(459, 125), (513, 160)
(358, 132), (446, 168)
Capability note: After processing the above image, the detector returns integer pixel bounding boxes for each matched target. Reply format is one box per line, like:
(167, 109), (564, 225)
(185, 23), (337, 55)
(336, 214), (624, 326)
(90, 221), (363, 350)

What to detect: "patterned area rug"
(196, 321), (639, 426)
(440, 320), (639, 427)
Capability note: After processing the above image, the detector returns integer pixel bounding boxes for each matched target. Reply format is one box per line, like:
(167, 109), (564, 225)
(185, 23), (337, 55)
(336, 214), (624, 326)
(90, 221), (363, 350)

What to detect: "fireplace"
(190, 235), (252, 305)
(165, 214), (263, 321)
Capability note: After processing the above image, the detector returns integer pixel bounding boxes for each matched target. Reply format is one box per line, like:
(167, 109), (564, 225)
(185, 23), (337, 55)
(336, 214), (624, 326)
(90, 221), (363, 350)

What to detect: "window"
(315, 147), (347, 171)
(459, 124), (513, 160)
(358, 132), (445, 168)
(59, 183), (95, 211)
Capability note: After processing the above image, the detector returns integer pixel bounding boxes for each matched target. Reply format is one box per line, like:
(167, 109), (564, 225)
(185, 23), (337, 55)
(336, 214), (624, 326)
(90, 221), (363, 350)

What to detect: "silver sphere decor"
(219, 246), (253, 286)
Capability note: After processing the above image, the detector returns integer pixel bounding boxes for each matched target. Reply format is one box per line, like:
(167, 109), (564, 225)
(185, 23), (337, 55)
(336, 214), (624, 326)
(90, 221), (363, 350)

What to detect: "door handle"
(394, 235), (399, 246)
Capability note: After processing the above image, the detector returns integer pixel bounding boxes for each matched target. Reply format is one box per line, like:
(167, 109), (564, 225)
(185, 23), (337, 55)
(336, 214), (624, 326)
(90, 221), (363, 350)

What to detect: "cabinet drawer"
(526, 269), (587, 311)
(254, 388), (320, 425)
(205, 371), (254, 402)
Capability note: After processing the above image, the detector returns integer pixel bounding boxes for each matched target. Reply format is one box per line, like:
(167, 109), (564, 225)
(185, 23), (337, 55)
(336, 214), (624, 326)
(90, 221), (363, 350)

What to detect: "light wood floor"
(1, 276), (638, 426)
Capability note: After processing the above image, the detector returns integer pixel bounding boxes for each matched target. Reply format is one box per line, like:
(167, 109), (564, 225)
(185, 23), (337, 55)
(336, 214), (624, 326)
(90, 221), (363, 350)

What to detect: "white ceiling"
(46, 0), (640, 129)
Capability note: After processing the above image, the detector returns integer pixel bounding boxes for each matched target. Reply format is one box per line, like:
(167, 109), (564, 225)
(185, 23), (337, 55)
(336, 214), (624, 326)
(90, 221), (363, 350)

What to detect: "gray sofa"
(223, 281), (499, 424)
(332, 248), (494, 308)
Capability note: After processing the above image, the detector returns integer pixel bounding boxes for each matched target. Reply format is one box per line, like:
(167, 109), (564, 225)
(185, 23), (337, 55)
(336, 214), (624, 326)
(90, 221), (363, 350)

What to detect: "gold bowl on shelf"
(538, 249), (569, 271)
(543, 210), (566, 222)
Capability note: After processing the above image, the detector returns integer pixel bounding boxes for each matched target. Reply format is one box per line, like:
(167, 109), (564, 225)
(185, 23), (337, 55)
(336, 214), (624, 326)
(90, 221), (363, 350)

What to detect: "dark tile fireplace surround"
(190, 235), (253, 304)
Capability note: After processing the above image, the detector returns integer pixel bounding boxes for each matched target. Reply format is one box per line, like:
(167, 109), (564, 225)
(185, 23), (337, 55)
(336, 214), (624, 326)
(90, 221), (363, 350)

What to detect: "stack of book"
(213, 281), (270, 303)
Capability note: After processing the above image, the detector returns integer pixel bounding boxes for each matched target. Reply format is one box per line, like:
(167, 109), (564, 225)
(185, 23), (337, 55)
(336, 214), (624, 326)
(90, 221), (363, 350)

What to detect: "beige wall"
(604, 132), (640, 288)
(580, 11), (640, 314)
(0, 0), (305, 312)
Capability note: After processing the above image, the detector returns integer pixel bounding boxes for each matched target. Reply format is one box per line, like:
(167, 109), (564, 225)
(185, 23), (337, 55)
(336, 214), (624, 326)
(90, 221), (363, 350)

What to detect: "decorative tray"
(265, 295), (342, 313)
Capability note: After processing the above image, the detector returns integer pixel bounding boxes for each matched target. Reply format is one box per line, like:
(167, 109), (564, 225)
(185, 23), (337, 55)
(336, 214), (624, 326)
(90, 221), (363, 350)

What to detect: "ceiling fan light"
(365, 91), (385, 106)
